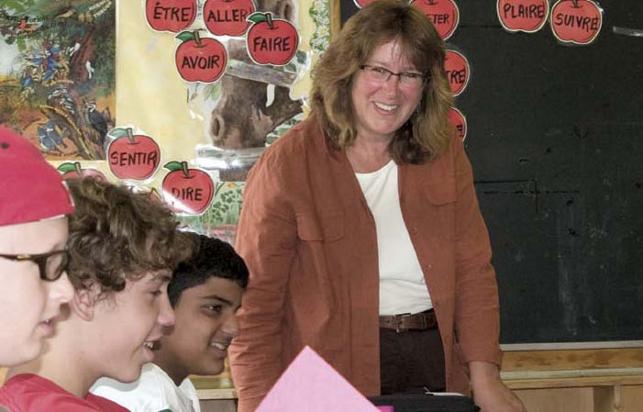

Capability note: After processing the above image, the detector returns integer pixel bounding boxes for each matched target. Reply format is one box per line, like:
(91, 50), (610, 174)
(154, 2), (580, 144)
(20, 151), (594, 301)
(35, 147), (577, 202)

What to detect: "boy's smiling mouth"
(143, 340), (161, 351)
(211, 341), (229, 351)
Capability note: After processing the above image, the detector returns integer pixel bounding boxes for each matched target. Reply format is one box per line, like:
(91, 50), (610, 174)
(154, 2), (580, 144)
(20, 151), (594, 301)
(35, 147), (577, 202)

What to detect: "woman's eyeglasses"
(0, 249), (69, 281)
(359, 64), (428, 87)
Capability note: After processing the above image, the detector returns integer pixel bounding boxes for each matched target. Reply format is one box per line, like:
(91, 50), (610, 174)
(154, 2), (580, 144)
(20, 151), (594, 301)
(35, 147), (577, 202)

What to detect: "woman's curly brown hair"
(66, 178), (193, 295)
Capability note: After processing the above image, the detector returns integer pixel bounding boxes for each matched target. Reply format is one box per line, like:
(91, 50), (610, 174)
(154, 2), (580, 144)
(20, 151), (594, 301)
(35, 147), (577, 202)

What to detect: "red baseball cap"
(0, 127), (75, 226)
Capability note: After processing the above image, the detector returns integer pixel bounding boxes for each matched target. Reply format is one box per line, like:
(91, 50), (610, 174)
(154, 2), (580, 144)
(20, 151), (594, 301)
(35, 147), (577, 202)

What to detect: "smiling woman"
(348, 39), (426, 168)
(228, 1), (525, 412)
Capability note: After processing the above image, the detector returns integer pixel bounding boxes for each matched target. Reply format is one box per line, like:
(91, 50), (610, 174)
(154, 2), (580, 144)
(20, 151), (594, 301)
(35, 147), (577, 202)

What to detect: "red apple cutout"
(162, 161), (214, 215)
(175, 31), (228, 83)
(204, 0), (256, 37)
(145, 0), (197, 33)
(448, 107), (467, 141)
(246, 12), (299, 66)
(353, 0), (377, 8)
(497, 0), (549, 33)
(550, 0), (603, 45)
(411, 0), (460, 41)
(444, 49), (470, 96)
(57, 162), (107, 181)
(107, 127), (161, 180)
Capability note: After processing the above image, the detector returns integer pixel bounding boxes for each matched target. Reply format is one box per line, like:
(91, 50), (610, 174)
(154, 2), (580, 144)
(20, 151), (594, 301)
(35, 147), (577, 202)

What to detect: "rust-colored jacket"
(230, 117), (502, 412)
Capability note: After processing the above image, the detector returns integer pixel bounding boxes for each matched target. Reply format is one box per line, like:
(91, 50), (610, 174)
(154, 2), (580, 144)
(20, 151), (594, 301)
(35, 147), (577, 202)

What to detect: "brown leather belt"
(379, 310), (437, 333)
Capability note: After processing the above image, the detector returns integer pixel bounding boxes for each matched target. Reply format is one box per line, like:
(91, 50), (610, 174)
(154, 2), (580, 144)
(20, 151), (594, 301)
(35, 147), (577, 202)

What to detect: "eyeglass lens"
(34, 251), (68, 281)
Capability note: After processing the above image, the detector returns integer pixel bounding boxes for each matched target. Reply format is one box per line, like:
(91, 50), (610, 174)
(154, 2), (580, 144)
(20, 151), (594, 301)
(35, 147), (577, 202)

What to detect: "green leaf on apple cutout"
(109, 127), (130, 139)
(176, 31), (197, 43)
(247, 12), (270, 25)
(164, 161), (187, 172)
(57, 162), (80, 174)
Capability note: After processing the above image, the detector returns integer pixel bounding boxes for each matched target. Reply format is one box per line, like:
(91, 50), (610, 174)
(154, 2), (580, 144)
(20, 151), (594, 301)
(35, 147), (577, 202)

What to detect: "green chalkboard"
(340, 1), (643, 344)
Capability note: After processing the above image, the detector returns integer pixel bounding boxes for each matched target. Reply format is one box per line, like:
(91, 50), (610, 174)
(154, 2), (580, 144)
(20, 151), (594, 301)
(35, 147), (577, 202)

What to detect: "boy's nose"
(49, 271), (74, 304)
(222, 313), (240, 339)
(158, 295), (176, 327)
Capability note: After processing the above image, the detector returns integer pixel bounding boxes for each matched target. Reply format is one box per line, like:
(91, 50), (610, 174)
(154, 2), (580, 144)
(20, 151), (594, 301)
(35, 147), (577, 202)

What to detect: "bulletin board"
(0, 0), (331, 389)
(341, 0), (643, 346)
(1, 0), (331, 246)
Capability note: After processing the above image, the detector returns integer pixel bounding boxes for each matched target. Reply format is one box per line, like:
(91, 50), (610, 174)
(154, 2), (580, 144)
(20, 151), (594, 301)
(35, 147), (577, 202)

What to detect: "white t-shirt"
(91, 363), (201, 412)
(355, 160), (432, 315)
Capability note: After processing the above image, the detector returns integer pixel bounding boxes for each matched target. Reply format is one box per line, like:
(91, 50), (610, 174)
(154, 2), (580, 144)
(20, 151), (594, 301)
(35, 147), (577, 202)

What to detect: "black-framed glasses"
(359, 64), (429, 87)
(0, 249), (69, 281)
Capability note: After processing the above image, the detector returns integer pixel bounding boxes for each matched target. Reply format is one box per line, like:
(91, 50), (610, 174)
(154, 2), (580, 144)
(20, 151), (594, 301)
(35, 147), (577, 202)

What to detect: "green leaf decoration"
(164, 161), (186, 172)
(57, 162), (79, 173)
(109, 128), (129, 138)
(176, 31), (196, 42)
(247, 12), (269, 24)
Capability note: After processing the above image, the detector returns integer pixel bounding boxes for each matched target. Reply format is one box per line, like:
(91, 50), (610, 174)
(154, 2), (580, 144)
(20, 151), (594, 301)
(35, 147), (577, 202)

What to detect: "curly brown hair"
(310, 0), (454, 164)
(66, 178), (193, 295)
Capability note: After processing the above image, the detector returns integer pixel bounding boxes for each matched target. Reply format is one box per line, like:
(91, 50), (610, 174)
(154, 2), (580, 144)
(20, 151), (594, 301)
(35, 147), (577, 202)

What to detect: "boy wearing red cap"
(0, 127), (75, 369)
(0, 178), (192, 411)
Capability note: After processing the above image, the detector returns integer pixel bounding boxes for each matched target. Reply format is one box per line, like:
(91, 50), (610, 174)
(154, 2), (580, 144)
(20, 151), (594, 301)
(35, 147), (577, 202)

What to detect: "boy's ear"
(70, 288), (97, 321)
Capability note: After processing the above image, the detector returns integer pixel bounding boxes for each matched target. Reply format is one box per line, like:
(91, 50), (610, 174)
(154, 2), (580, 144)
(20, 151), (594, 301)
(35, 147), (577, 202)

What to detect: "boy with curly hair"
(0, 178), (192, 411)
(92, 233), (248, 412)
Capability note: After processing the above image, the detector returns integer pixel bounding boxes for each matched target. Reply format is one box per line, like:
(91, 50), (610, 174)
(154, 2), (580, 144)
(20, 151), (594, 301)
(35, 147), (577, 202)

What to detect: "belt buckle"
(396, 313), (412, 333)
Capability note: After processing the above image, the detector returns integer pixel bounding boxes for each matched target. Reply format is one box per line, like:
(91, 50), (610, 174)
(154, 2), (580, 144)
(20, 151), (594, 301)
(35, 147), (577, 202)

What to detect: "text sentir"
(109, 150), (159, 168)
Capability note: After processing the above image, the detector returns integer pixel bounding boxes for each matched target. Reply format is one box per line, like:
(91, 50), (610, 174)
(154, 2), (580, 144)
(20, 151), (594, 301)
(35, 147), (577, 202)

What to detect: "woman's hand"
(469, 361), (527, 412)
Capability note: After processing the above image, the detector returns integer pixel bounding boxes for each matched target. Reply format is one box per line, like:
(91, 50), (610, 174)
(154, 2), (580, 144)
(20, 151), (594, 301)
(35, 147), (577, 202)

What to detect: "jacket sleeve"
(229, 151), (298, 412)
(451, 138), (503, 367)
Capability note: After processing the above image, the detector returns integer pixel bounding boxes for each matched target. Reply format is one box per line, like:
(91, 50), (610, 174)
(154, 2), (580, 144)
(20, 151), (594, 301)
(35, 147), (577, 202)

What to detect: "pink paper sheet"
(256, 346), (381, 412)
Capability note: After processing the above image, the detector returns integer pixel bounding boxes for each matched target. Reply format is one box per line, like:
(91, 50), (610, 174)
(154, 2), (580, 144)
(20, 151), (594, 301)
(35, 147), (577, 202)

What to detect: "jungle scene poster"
(0, 0), (115, 160)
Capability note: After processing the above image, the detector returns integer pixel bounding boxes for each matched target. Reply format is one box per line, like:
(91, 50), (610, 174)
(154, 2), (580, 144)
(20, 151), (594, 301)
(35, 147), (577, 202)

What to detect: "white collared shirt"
(91, 363), (201, 412)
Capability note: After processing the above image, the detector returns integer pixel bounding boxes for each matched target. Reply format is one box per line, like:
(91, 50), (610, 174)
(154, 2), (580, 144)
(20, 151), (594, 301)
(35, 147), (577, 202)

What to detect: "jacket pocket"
(423, 177), (457, 240)
(296, 210), (344, 242)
